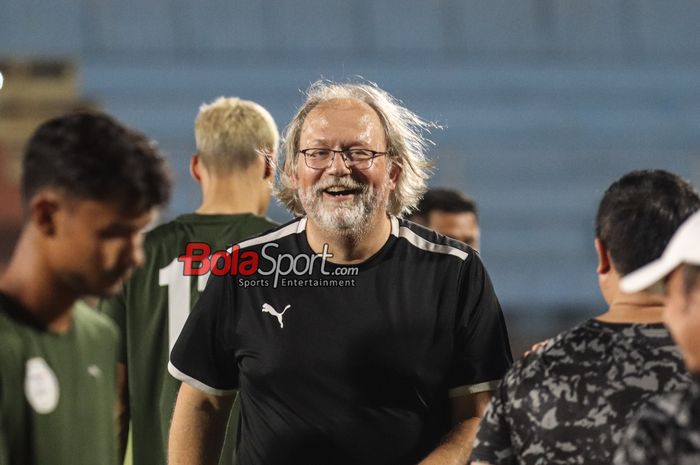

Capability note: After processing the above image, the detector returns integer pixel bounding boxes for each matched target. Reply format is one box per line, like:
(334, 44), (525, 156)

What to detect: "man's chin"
(314, 212), (366, 236)
(90, 273), (130, 297)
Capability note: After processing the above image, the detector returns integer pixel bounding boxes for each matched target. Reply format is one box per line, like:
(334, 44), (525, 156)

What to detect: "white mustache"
(312, 178), (367, 195)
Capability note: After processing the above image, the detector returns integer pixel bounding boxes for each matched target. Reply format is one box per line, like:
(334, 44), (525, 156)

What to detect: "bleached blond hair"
(195, 97), (279, 172)
(276, 80), (435, 216)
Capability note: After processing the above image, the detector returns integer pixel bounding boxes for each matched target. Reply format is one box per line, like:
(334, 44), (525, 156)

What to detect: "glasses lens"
(304, 149), (331, 169)
(346, 150), (373, 169)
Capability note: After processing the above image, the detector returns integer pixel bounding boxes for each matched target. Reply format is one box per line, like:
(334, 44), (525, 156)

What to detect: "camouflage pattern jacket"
(470, 319), (690, 465)
(614, 375), (700, 465)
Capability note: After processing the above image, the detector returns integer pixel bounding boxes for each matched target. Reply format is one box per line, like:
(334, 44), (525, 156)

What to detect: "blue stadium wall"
(3, 0), (700, 331)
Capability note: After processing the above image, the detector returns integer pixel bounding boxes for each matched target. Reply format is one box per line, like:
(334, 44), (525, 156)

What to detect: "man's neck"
(305, 213), (393, 265)
(595, 291), (665, 324)
(0, 232), (77, 333)
(197, 173), (266, 215)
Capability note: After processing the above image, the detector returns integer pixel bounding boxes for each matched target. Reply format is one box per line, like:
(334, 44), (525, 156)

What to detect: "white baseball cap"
(621, 210), (700, 293)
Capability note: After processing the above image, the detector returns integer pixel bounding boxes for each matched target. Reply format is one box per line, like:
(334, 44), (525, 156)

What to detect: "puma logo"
(262, 303), (291, 328)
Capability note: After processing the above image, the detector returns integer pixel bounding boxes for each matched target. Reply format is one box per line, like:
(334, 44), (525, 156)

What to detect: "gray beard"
(298, 176), (390, 239)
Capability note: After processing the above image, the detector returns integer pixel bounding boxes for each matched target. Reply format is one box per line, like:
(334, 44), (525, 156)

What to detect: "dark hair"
(409, 188), (478, 222)
(684, 265), (700, 295)
(595, 170), (700, 276)
(22, 112), (171, 214)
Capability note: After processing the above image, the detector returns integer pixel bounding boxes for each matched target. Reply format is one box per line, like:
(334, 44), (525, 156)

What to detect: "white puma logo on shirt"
(262, 303), (291, 328)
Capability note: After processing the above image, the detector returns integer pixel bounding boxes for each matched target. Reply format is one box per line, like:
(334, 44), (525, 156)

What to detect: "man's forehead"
(311, 97), (376, 114)
(301, 98), (383, 138)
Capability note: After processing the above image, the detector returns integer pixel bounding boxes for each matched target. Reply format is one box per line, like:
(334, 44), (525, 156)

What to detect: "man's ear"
(190, 154), (202, 182)
(595, 238), (611, 274)
(262, 151), (276, 181)
(30, 193), (60, 236)
(388, 159), (402, 190)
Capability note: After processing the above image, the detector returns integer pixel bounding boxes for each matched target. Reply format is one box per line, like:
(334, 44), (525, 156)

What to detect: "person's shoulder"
(395, 217), (474, 262)
(142, 213), (276, 256)
(72, 300), (119, 342)
(0, 311), (24, 373)
(621, 388), (689, 453)
(0, 303), (24, 354)
(0, 294), (32, 336)
(237, 217), (304, 250)
(143, 215), (189, 244)
(503, 320), (596, 384)
(642, 384), (696, 425)
(246, 214), (278, 231)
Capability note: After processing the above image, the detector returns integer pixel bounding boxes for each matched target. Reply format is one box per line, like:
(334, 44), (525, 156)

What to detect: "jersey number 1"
(159, 258), (211, 351)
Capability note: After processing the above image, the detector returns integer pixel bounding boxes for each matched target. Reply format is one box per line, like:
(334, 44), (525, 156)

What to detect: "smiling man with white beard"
(167, 81), (513, 465)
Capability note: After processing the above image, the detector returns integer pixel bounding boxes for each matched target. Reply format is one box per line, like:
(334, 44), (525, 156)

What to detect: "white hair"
(276, 80), (435, 216)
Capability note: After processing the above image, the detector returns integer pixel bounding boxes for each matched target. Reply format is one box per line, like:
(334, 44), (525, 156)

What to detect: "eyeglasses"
(298, 148), (387, 170)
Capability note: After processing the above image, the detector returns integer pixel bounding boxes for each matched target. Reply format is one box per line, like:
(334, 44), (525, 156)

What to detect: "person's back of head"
(409, 188), (480, 249)
(595, 169), (700, 278)
(410, 188), (478, 222)
(193, 97), (278, 215)
(23, 111), (171, 215)
(620, 210), (700, 371)
(195, 97), (278, 173)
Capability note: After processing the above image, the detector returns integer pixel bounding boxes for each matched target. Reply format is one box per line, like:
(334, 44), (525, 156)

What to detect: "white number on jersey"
(159, 258), (211, 351)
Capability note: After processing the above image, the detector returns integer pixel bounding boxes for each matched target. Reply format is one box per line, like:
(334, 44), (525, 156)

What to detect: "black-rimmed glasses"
(298, 148), (387, 170)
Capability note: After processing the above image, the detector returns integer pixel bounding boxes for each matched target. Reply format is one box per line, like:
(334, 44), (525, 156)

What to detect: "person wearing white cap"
(470, 170), (699, 465)
(614, 210), (700, 465)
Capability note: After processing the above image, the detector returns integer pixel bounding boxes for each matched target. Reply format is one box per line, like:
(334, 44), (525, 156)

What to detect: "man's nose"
(326, 151), (352, 175)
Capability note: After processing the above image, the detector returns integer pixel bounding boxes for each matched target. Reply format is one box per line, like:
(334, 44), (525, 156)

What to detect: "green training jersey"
(0, 296), (119, 465)
(100, 213), (277, 465)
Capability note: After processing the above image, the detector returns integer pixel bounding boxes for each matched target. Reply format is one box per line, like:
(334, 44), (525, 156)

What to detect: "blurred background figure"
(100, 97), (278, 465)
(471, 169), (700, 465)
(615, 211), (700, 465)
(0, 112), (171, 465)
(408, 187), (480, 250)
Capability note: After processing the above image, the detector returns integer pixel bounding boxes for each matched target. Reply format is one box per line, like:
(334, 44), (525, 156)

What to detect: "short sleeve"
(168, 274), (238, 396)
(469, 381), (516, 465)
(448, 253), (512, 394)
(99, 289), (127, 363)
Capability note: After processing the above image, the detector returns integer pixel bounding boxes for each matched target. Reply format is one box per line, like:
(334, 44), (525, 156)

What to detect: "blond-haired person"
(100, 97), (279, 465)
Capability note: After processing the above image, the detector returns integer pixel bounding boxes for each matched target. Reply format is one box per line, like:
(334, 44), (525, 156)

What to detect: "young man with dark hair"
(0, 112), (171, 465)
(470, 169), (700, 465)
(100, 97), (279, 465)
(615, 211), (700, 465)
(409, 188), (480, 250)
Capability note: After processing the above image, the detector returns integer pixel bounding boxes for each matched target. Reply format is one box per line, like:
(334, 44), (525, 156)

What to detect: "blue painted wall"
(2, 0), (700, 324)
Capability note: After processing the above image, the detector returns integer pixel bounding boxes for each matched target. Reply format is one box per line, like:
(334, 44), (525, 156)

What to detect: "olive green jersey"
(100, 213), (276, 465)
(0, 296), (119, 465)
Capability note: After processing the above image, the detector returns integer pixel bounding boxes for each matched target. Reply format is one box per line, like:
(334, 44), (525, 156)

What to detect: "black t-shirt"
(170, 216), (512, 465)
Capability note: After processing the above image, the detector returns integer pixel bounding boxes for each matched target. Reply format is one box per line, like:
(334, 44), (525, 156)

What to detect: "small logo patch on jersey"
(24, 357), (60, 414)
(87, 365), (103, 379)
(262, 303), (291, 328)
